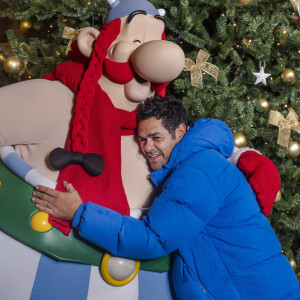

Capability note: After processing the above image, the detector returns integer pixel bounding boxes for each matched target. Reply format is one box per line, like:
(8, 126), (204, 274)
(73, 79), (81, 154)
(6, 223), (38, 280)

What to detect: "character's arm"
(0, 79), (73, 146)
(229, 147), (281, 216)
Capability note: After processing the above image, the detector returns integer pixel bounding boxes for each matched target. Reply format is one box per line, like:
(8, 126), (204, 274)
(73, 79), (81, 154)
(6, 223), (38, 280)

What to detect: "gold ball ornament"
(274, 190), (281, 203)
(258, 98), (270, 111)
(0, 54), (5, 62)
(290, 259), (297, 271)
(281, 69), (295, 83)
(233, 132), (247, 148)
(4, 56), (25, 75)
(236, 0), (252, 6)
(287, 141), (300, 158)
(20, 20), (33, 32)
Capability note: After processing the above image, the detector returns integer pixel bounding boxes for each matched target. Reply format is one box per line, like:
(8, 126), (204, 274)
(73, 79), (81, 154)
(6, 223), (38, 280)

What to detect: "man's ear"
(176, 123), (187, 142)
(77, 27), (100, 58)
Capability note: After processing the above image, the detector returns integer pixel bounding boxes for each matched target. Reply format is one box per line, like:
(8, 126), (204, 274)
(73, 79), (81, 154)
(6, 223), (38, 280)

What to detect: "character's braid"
(69, 19), (121, 152)
(71, 46), (102, 152)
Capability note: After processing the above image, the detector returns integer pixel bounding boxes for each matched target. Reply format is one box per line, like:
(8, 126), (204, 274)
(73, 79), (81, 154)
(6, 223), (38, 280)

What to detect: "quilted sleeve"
(73, 165), (220, 260)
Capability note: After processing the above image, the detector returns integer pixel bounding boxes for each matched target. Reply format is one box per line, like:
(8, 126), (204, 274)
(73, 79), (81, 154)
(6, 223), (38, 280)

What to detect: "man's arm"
(34, 166), (221, 260)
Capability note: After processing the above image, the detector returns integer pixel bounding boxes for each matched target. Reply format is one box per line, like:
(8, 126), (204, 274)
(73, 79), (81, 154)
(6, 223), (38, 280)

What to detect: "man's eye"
(153, 137), (160, 141)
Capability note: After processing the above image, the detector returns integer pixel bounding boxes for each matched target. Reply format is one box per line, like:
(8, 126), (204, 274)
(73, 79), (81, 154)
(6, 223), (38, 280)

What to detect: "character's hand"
(32, 181), (83, 220)
(237, 151), (281, 216)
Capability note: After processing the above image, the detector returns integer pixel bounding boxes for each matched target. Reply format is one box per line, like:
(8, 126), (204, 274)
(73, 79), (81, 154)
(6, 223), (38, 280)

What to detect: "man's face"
(138, 117), (185, 171)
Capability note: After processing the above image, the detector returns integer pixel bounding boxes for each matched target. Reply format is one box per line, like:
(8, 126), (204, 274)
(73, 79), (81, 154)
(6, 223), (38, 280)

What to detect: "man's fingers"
(32, 191), (54, 203)
(35, 185), (59, 197)
(32, 197), (53, 211)
(35, 203), (54, 215)
(63, 181), (75, 193)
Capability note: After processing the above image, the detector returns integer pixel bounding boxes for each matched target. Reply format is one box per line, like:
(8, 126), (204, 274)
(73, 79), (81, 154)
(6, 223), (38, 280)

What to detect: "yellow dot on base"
(100, 253), (140, 286)
(0, 179), (2, 187)
(30, 211), (52, 232)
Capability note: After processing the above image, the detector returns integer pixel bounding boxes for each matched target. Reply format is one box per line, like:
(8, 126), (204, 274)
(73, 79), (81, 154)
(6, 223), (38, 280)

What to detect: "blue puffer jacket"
(73, 119), (300, 300)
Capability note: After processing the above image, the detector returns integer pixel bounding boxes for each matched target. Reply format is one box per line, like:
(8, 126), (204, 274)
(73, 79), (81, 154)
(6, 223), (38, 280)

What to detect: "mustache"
(145, 149), (163, 157)
(103, 58), (169, 97)
(103, 58), (135, 84)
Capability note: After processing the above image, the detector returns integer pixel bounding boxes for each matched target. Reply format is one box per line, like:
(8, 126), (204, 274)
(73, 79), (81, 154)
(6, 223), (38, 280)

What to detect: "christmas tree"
(0, 0), (300, 279)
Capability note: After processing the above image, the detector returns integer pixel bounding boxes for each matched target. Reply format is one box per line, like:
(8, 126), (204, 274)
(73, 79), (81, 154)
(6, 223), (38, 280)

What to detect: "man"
(32, 95), (300, 299)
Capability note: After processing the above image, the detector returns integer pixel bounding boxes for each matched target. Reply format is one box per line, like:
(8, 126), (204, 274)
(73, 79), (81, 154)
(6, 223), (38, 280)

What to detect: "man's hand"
(32, 181), (83, 221)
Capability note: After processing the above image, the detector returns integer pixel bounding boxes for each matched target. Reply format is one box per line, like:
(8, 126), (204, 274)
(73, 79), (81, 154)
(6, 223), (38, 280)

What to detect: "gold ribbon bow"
(183, 50), (219, 89)
(291, 0), (300, 15)
(62, 27), (82, 55)
(268, 108), (300, 147)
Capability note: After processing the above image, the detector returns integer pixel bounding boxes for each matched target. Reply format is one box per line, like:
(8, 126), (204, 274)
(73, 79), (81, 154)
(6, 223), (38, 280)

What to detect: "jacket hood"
(150, 118), (234, 188)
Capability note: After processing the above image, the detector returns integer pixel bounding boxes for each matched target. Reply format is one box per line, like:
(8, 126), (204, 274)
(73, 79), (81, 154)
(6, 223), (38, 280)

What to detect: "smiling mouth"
(147, 153), (161, 162)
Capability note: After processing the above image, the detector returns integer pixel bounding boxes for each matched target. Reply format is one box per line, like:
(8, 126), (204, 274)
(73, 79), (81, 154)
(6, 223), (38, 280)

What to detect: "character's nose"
(131, 40), (185, 83)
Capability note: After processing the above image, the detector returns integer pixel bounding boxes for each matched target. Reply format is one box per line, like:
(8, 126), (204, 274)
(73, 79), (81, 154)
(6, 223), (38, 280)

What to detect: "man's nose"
(144, 139), (154, 152)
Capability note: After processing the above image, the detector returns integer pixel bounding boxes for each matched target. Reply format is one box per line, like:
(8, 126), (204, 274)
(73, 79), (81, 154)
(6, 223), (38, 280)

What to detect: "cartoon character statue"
(0, 1), (185, 299)
(0, 0), (280, 299)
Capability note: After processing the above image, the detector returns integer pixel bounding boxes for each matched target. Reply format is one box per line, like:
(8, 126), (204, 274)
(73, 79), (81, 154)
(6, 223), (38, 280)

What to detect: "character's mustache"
(103, 58), (135, 84)
(103, 58), (169, 96)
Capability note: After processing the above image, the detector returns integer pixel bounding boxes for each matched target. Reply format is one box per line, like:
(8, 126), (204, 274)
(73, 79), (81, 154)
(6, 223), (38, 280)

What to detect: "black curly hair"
(137, 95), (188, 138)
